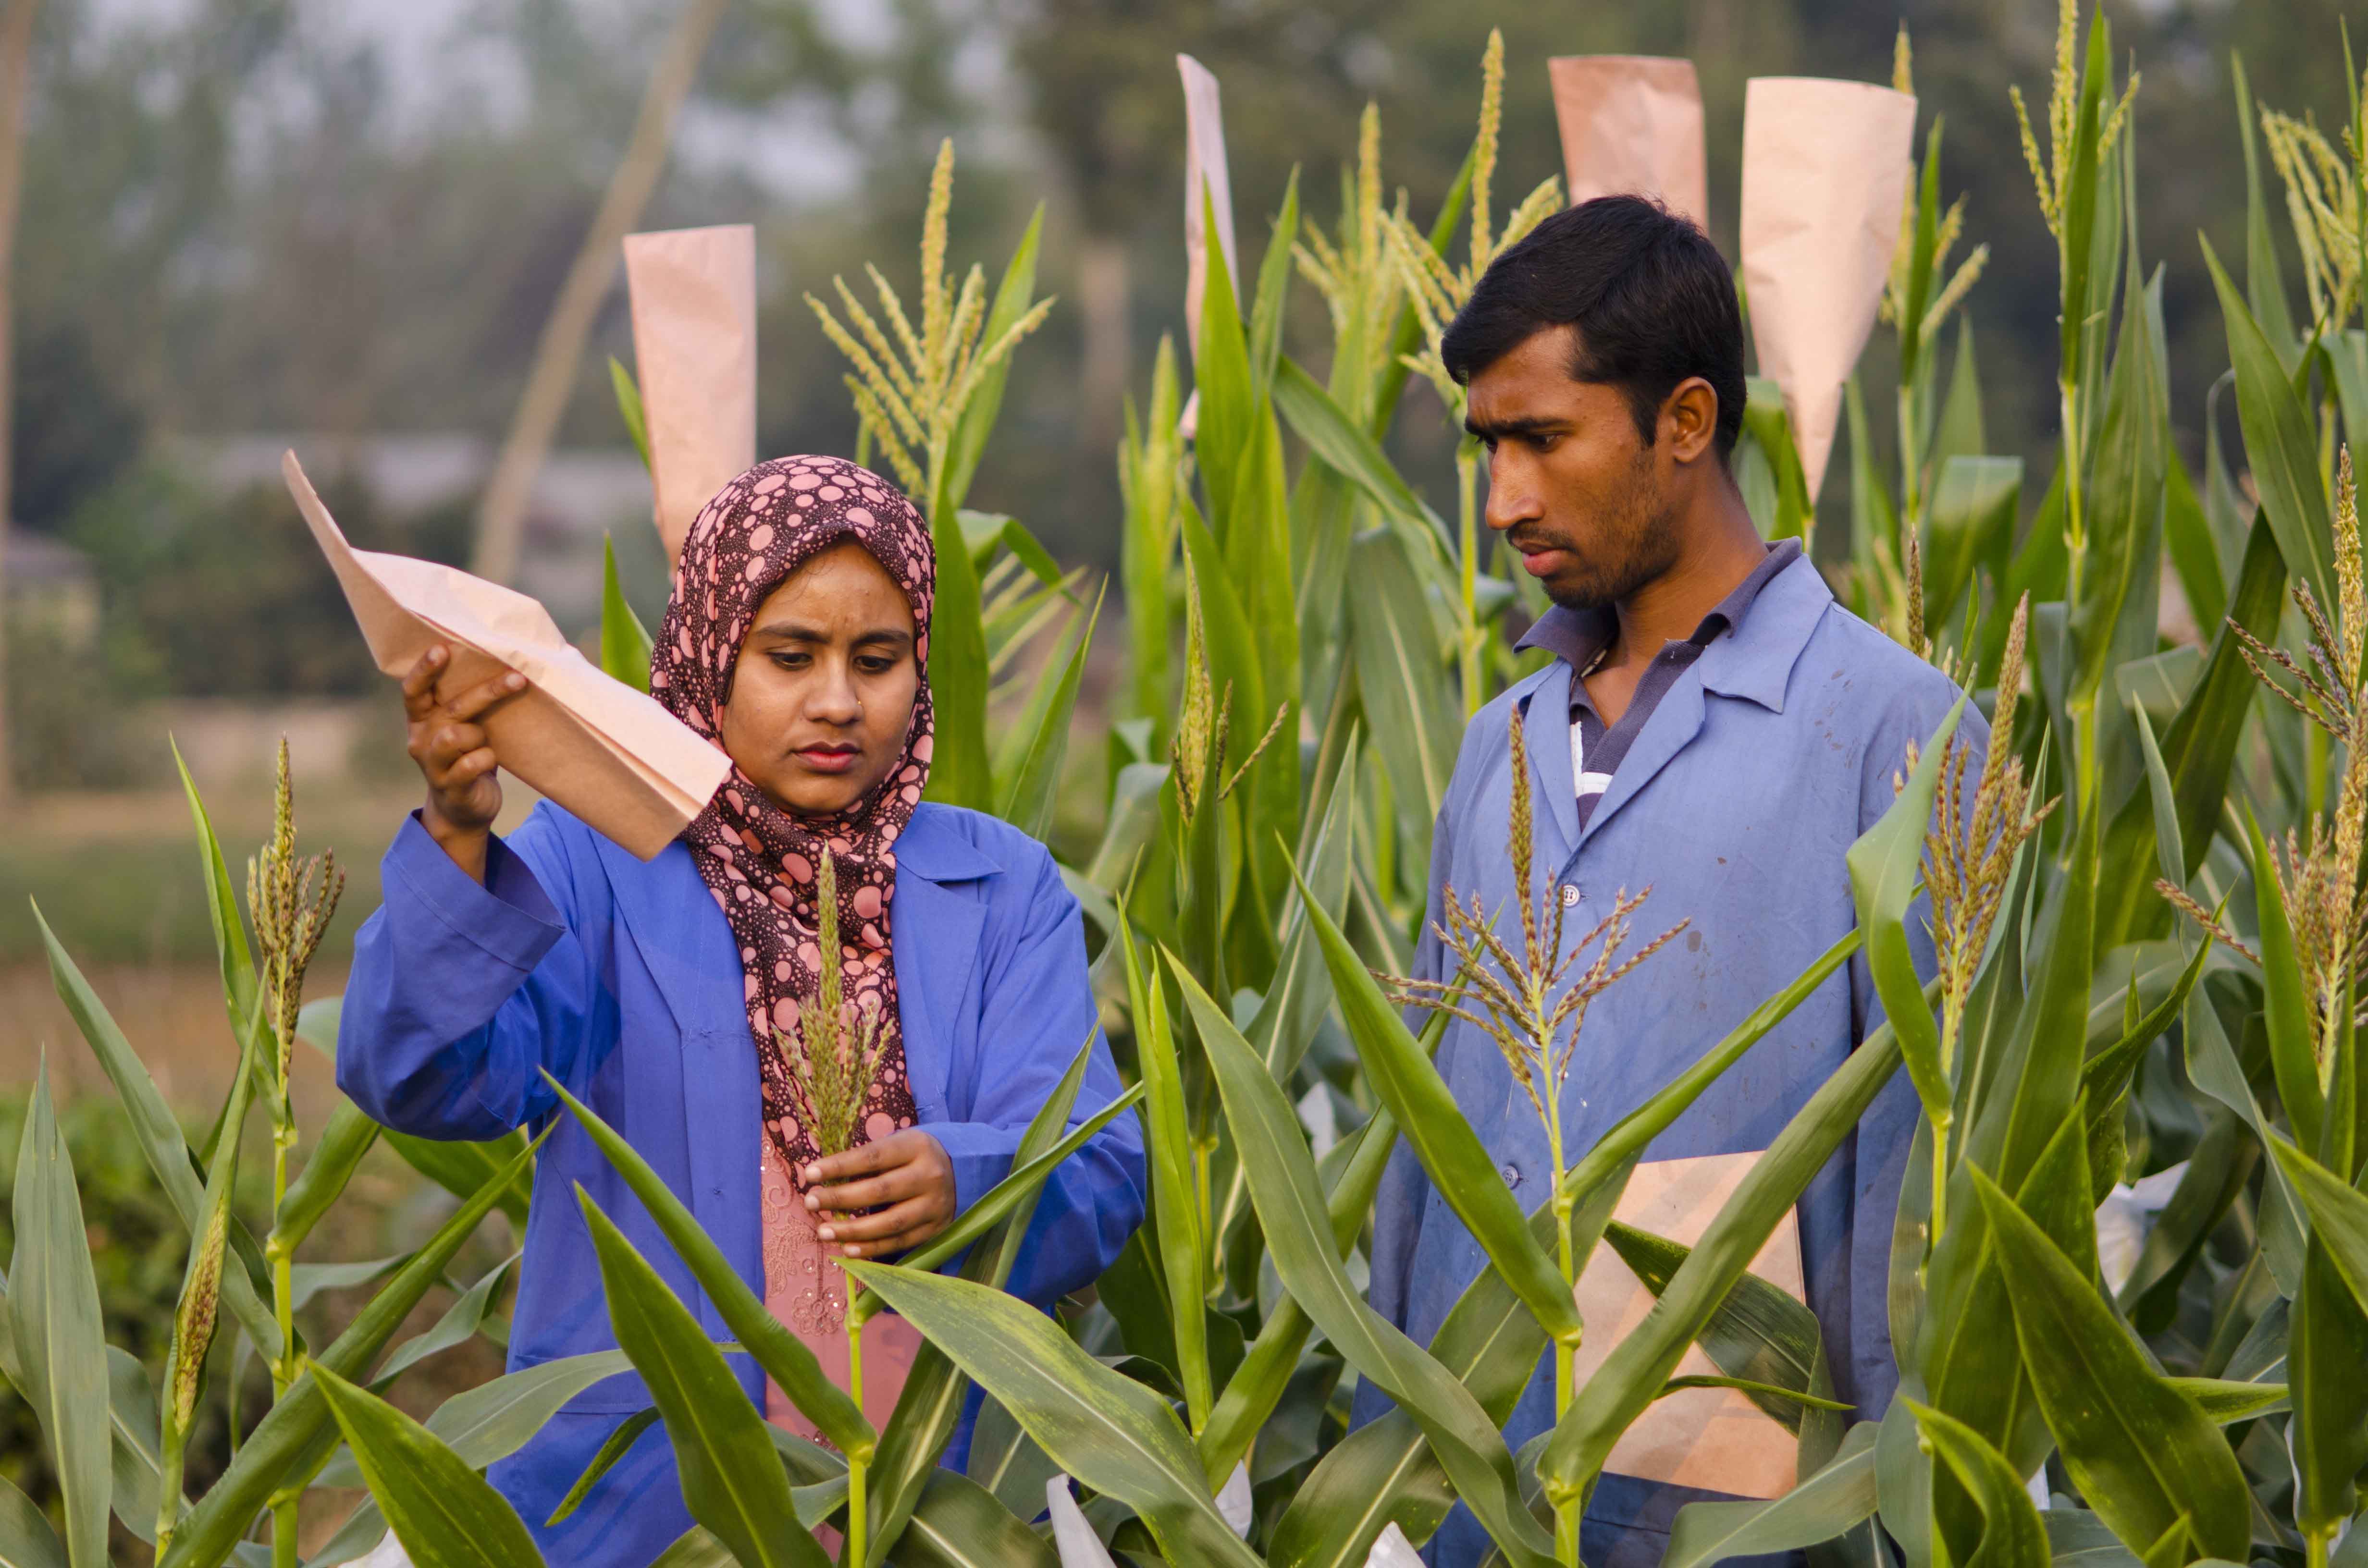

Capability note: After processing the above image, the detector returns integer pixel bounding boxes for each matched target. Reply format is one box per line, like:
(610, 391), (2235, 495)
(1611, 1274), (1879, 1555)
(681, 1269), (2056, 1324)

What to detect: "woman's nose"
(806, 661), (862, 723)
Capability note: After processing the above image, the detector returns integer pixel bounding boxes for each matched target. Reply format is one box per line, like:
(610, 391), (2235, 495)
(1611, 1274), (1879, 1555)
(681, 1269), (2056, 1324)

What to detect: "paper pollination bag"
(1176, 53), (1239, 442)
(623, 224), (758, 567)
(1176, 53), (1240, 364)
(1739, 77), (1917, 504)
(1568, 1151), (1809, 1499)
(284, 452), (729, 860)
(1548, 56), (1709, 232)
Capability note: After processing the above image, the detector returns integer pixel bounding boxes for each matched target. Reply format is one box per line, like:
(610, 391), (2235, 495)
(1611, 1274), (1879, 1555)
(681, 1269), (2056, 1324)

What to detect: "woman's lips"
(795, 746), (860, 774)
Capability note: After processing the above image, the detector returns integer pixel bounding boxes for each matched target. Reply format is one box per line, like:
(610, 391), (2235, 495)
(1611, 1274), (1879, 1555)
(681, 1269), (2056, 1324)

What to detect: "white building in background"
(4, 526), (101, 648)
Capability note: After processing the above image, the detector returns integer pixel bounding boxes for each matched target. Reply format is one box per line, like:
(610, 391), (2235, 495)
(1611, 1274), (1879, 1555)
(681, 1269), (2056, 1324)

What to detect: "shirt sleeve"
(336, 809), (611, 1142)
(920, 840), (1147, 1309)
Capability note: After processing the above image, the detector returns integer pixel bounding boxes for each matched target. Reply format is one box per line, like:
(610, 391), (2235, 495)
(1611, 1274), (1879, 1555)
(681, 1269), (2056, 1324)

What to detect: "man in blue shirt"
(1357, 196), (1978, 1566)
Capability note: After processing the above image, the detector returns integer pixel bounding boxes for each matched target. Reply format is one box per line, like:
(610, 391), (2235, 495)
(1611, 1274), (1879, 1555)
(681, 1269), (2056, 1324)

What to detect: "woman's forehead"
(752, 541), (914, 628)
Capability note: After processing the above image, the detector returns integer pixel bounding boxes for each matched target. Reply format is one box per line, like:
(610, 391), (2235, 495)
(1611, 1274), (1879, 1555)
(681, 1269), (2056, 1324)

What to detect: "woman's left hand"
(804, 1130), (956, 1259)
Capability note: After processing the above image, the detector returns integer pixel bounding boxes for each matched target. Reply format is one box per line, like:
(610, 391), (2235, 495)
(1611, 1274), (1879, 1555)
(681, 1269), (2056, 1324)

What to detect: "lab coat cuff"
(385, 812), (566, 974)
(921, 1121), (1023, 1218)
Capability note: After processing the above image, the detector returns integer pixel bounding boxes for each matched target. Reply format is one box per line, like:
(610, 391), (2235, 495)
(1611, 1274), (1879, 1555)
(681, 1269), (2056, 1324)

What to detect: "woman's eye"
(770, 651), (811, 671)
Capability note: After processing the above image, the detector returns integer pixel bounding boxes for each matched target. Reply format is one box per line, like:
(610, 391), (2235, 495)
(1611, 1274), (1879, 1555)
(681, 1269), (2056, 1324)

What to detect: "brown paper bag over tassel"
(284, 451), (728, 859)
(1739, 77), (1916, 504)
(1567, 1152), (1809, 1499)
(623, 224), (757, 566)
(1548, 56), (1708, 232)
(1177, 53), (1239, 365)
(1176, 53), (1238, 441)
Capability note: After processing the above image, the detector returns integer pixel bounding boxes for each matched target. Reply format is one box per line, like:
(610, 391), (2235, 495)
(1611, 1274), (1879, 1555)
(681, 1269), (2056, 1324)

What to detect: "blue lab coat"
(1357, 553), (1982, 1567)
(338, 799), (1147, 1565)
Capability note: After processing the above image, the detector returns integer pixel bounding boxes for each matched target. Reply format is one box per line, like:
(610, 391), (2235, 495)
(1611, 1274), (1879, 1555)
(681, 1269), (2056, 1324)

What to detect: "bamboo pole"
(469, 0), (731, 585)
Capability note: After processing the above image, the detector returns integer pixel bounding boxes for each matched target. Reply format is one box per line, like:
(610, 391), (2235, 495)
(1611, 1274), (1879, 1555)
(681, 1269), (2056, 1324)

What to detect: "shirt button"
(1501, 1164), (1521, 1187)
(1560, 883), (1581, 908)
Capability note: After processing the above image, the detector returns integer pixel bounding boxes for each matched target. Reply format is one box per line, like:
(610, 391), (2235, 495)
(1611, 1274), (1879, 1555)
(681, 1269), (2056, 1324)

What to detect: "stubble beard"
(1542, 452), (1681, 613)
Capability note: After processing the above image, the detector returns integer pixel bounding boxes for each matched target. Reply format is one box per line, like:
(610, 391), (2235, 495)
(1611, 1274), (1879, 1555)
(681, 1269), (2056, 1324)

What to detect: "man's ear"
(1661, 377), (1721, 464)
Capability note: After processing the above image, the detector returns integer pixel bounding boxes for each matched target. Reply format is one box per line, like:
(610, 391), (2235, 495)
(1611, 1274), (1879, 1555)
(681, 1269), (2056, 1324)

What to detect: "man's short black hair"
(1440, 195), (1745, 461)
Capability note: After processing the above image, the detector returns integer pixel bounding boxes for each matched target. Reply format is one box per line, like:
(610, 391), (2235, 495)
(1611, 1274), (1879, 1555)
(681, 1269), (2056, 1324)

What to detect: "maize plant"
(15, 12), (2368, 1568)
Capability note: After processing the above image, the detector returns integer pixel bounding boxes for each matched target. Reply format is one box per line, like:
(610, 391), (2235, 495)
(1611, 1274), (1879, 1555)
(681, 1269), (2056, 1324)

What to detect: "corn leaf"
(2165, 1378), (2289, 1424)
(544, 1074), (873, 1459)
(842, 1263), (1262, 1568)
(0, 1472), (66, 1568)
(855, 1030), (1102, 1566)
(1179, 961), (1559, 1568)
(940, 206), (1043, 519)
(1904, 1401), (2049, 1568)
(2184, 995), (2306, 1296)
(892, 1470), (1057, 1568)
(2201, 236), (2336, 616)
(1118, 934), (1209, 1430)
(1342, 527), (1457, 913)
(600, 537), (654, 694)
(2266, 1133), (2368, 1321)
(33, 909), (290, 1373)
(1848, 697), (1967, 1120)
(9, 1070), (111, 1568)
(1968, 1168), (2249, 1564)
(1198, 1104), (1397, 1486)
(923, 487), (995, 811)
(2070, 250), (2169, 708)
(2290, 1236), (2368, 1534)
(579, 1191), (826, 1568)
(1600, 1222), (1827, 1434)
(1272, 356), (1450, 564)
(314, 1366), (546, 1568)
(274, 1098), (382, 1256)
(2245, 808), (2325, 1155)
(2230, 56), (2301, 370)
(1661, 1423), (1881, 1568)
(994, 584), (1102, 838)
(1541, 1017), (1906, 1505)
(161, 1131), (548, 1568)
(2096, 513), (2284, 944)
(1924, 457), (2021, 638)
(610, 355), (651, 471)
(1288, 861), (1579, 1348)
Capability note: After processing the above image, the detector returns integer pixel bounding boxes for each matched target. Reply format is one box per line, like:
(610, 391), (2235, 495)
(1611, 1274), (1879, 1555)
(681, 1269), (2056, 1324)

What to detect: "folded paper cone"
(1177, 52), (1239, 372)
(623, 224), (757, 566)
(284, 451), (728, 859)
(1566, 1151), (1808, 1499)
(1549, 55), (1708, 231)
(1739, 76), (1916, 504)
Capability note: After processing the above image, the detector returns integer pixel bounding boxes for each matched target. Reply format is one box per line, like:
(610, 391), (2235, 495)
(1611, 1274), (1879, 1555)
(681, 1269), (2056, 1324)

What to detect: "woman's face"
(720, 539), (921, 817)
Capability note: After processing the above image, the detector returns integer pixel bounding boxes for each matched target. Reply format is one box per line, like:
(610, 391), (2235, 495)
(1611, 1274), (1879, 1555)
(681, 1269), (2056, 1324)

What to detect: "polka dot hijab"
(650, 455), (932, 1182)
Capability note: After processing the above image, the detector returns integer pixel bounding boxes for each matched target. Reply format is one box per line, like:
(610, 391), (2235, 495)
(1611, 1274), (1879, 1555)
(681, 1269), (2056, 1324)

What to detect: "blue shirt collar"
(1513, 541), (1825, 715)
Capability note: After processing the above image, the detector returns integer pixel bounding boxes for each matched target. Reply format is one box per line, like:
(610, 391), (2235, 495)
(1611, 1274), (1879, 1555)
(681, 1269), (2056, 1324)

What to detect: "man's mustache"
(1505, 527), (1578, 556)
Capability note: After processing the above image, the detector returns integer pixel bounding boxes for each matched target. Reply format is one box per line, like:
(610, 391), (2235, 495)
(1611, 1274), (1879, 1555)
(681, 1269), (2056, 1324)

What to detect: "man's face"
(1466, 324), (1679, 612)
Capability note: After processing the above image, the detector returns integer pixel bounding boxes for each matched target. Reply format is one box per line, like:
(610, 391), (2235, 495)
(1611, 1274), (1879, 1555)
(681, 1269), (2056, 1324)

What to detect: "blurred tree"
(0, 0), (39, 799)
(472, 0), (732, 584)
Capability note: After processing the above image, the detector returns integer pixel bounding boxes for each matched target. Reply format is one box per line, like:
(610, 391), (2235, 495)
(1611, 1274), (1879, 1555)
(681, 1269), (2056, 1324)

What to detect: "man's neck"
(1605, 487), (1767, 667)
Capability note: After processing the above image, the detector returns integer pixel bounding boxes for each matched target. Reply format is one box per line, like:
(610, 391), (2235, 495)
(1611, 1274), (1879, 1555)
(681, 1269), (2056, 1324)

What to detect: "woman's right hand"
(403, 644), (526, 878)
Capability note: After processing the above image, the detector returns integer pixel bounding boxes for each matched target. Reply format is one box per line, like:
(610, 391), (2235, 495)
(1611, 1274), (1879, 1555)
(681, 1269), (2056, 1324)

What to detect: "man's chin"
(1542, 571), (1620, 612)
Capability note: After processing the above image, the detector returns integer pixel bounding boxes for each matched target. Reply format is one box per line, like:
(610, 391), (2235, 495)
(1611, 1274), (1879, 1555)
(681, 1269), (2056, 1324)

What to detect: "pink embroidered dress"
(649, 454), (934, 1441)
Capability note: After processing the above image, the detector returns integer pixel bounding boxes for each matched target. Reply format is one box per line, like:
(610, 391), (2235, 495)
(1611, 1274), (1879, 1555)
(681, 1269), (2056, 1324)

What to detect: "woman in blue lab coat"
(337, 454), (1145, 1564)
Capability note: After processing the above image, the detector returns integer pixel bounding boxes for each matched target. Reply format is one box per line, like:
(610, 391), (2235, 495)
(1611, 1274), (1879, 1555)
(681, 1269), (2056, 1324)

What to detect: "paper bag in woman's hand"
(284, 451), (728, 859)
